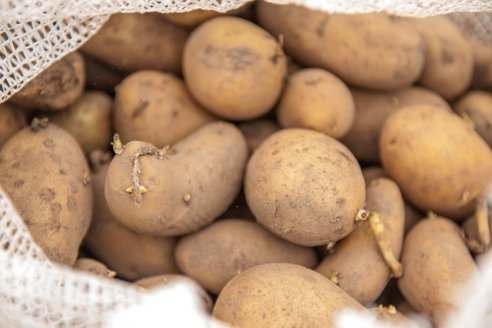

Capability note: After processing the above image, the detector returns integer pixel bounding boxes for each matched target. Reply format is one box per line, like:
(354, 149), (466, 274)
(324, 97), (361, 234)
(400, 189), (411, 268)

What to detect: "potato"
(0, 103), (26, 147)
(369, 305), (417, 328)
(84, 55), (124, 93)
(105, 121), (248, 236)
(81, 13), (188, 73)
(135, 274), (213, 313)
(0, 121), (92, 265)
(10, 52), (85, 111)
(84, 162), (178, 280)
(245, 128), (365, 246)
(213, 263), (367, 327)
(256, 3), (424, 90)
(454, 91), (492, 147)
(342, 87), (450, 164)
(277, 68), (355, 139)
(398, 217), (477, 326)
(163, 10), (221, 28)
(175, 219), (317, 294)
(74, 258), (115, 278)
(183, 16), (287, 120)
(380, 105), (492, 219)
(238, 119), (280, 154)
(49, 91), (112, 154)
(114, 71), (215, 148)
(406, 16), (473, 99)
(470, 40), (492, 90)
(316, 178), (405, 305)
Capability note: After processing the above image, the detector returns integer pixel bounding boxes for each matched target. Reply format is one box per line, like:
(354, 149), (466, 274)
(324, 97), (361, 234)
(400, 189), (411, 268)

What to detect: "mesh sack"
(0, 1), (492, 327)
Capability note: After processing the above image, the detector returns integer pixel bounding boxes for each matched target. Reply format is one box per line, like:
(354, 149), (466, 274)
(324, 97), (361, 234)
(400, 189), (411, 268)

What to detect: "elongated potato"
(214, 263), (367, 328)
(0, 103), (26, 147)
(257, 3), (424, 90)
(81, 13), (188, 73)
(245, 128), (365, 246)
(398, 217), (477, 326)
(380, 105), (492, 219)
(105, 122), (248, 236)
(74, 258), (115, 278)
(114, 71), (215, 147)
(0, 121), (92, 265)
(454, 91), (492, 147)
(317, 178), (405, 305)
(175, 219), (317, 294)
(470, 40), (492, 90)
(238, 119), (280, 154)
(277, 68), (355, 139)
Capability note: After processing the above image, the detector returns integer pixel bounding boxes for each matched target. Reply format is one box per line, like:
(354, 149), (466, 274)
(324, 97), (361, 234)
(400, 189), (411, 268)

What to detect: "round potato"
(470, 40), (492, 90)
(0, 121), (92, 265)
(74, 258), (115, 278)
(183, 16), (287, 120)
(105, 121), (248, 236)
(0, 103), (26, 147)
(10, 52), (85, 111)
(277, 68), (355, 139)
(213, 263), (367, 328)
(454, 91), (492, 147)
(175, 219), (317, 294)
(114, 71), (215, 148)
(380, 104), (492, 219)
(256, 3), (424, 90)
(245, 128), (365, 246)
(81, 13), (188, 73)
(238, 119), (280, 154)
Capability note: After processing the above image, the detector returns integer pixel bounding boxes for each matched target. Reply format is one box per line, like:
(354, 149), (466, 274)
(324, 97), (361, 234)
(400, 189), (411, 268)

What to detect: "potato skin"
(454, 91), (492, 147)
(183, 16), (287, 120)
(213, 263), (367, 328)
(0, 103), (26, 147)
(84, 163), (178, 280)
(74, 258), (115, 278)
(380, 105), (492, 219)
(277, 68), (355, 139)
(245, 128), (365, 246)
(470, 40), (492, 90)
(114, 71), (215, 148)
(105, 121), (248, 236)
(398, 217), (477, 326)
(11, 52), (85, 111)
(256, 3), (424, 90)
(175, 219), (317, 294)
(238, 119), (280, 154)
(163, 10), (221, 28)
(0, 123), (92, 265)
(316, 178), (405, 305)
(81, 13), (188, 73)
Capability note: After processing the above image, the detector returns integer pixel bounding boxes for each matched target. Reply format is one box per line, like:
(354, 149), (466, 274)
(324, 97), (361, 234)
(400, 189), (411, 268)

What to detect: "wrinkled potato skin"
(50, 91), (112, 154)
(213, 263), (367, 328)
(238, 119), (280, 154)
(74, 258), (114, 278)
(277, 68), (355, 139)
(380, 105), (492, 219)
(398, 217), (477, 326)
(175, 219), (318, 294)
(84, 164), (178, 280)
(183, 17), (287, 120)
(11, 52), (85, 111)
(114, 71), (215, 148)
(105, 122), (248, 236)
(257, 3), (424, 90)
(454, 91), (492, 147)
(81, 14), (188, 73)
(316, 178), (405, 305)
(0, 124), (92, 265)
(0, 104), (26, 147)
(470, 40), (492, 90)
(245, 128), (365, 246)
(342, 87), (450, 164)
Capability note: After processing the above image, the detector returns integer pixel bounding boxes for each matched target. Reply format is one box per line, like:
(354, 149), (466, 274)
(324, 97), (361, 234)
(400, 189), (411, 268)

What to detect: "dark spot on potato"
(316, 16), (330, 37)
(271, 149), (279, 156)
(11, 162), (20, 169)
(66, 196), (77, 211)
(336, 198), (346, 208)
(201, 45), (259, 71)
(43, 138), (55, 148)
(171, 110), (179, 119)
(59, 169), (67, 175)
(13, 180), (24, 188)
(39, 188), (56, 202)
(270, 50), (283, 65)
(389, 138), (397, 145)
(132, 99), (149, 118)
(441, 48), (455, 64)
(51, 202), (62, 218)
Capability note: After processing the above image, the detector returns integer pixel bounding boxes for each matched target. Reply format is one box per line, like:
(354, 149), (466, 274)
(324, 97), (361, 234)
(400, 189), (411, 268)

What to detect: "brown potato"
(0, 103), (26, 147)
(84, 55), (124, 93)
(316, 178), (405, 305)
(381, 105), (492, 219)
(454, 91), (492, 147)
(342, 87), (450, 164)
(213, 263), (367, 327)
(245, 128), (365, 246)
(81, 13), (188, 73)
(257, 3), (424, 90)
(163, 10), (221, 28)
(0, 121), (92, 265)
(114, 71), (215, 148)
(50, 91), (112, 154)
(183, 16), (287, 120)
(470, 40), (492, 90)
(10, 52), (85, 111)
(398, 217), (477, 326)
(406, 16), (473, 99)
(175, 219), (317, 294)
(238, 119), (280, 154)
(277, 68), (355, 139)
(84, 162), (178, 281)
(74, 258), (115, 278)
(105, 121), (248, 236)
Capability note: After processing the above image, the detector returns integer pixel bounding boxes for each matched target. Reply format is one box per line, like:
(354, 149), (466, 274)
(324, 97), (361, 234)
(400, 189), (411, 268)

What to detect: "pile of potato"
(1, 2), (492, 327)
